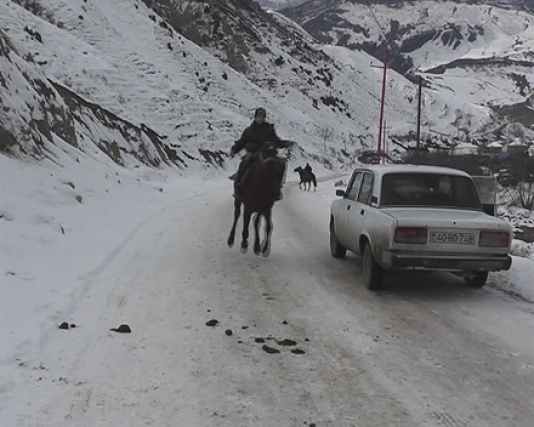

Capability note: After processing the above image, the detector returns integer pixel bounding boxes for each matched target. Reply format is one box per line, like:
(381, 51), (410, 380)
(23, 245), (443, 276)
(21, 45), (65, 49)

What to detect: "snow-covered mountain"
(0, 0), (514, 172)
(257, 0), (308, 10)
(283, 0), (534, 140)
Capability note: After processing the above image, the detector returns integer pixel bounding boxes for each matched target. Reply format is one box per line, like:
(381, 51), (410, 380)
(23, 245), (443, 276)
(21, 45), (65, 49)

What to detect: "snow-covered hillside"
(258, 0), (308, 10)
(141, 0), (508, 148)
(0, 26), (177, 167)
(283, 0), (534, 140)
(1, 0), (507, 171)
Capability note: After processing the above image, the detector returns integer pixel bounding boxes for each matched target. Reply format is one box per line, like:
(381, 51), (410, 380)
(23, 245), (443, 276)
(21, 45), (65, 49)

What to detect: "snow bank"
(511, 239), (534, 260)
(492, 257), (534, 303)
(498, 205), (534, 238)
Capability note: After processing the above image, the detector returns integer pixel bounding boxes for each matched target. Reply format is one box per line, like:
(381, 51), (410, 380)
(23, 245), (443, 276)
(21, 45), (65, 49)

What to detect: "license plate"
(430, 232), (475, 245)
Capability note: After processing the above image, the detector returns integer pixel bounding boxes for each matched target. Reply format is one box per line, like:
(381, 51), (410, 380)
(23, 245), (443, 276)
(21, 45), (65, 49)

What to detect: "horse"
(227, 142), (281, 257)
(294, 166), (317, 191)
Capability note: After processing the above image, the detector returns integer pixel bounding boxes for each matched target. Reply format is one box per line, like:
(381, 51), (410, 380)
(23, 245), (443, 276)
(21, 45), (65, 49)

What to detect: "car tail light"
(395, 227), (427, 244)
(479, 231), (510, 247)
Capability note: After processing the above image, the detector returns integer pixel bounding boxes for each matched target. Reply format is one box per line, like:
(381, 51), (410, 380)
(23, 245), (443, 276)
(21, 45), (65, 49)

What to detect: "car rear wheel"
(362, 242), (384, 290)
(330, 221), (346, 259)
(464, 271), (488, 288)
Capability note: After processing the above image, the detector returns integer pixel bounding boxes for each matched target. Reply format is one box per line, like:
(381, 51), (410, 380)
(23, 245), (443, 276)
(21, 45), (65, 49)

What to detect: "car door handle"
(360, 209), (364, 216)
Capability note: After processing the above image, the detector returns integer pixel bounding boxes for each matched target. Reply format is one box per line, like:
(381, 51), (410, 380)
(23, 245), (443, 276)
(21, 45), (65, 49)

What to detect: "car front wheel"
(362, 242), (384, 290)
(464, 271), (488, 288)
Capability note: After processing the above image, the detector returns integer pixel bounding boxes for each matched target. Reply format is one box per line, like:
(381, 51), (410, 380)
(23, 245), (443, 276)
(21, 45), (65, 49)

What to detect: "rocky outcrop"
(0, 28), (186, 167)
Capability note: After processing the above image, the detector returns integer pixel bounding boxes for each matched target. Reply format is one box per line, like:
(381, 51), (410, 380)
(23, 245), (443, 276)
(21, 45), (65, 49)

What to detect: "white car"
(329, 165), (513, 290)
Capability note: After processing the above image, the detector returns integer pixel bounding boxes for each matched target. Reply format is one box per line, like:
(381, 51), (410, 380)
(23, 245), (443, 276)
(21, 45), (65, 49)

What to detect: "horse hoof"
(262, 247), (271, 258)
(227, 240), (234, 248)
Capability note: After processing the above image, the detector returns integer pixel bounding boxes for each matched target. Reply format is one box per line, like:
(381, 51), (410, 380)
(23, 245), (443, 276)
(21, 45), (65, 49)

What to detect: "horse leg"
(227, 198), (241, 247)
(262, 209), (273, 257)
(241, 207), (252, 253)
(253, 213), (262, 255)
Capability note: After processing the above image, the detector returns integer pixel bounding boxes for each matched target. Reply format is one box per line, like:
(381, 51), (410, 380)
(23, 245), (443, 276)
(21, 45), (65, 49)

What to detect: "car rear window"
(380, 173), (482, 210)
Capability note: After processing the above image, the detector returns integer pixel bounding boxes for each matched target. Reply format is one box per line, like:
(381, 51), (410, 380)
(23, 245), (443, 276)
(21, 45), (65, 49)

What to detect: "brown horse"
(227, 142), (281, 256)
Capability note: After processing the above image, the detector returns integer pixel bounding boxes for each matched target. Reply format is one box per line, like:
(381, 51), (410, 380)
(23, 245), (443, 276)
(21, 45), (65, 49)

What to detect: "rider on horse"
(230, 107), (293, 200)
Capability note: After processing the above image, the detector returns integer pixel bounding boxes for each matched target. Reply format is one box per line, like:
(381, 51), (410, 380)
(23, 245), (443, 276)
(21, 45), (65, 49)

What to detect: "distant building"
(507, 138), (528, 157)
(485, 141), (503, 154)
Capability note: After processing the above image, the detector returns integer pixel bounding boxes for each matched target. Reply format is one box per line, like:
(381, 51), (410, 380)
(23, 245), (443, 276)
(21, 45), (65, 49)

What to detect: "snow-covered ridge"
(2, 0), (506, 171)
(285, 0), (534, 76)
(140, 0), (502, 149)
(258, 0), (309, 10)
(283, 0), (534, 141)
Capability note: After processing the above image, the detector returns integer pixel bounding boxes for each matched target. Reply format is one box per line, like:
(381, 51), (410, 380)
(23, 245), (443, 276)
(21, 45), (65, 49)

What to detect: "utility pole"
(383, 121), (393, 165)
(416, 75), (422, 151)
(371, 50), (389, 165)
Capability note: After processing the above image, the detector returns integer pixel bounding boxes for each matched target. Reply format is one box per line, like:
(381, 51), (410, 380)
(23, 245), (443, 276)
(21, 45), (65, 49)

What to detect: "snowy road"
(8, 177), (534, 427)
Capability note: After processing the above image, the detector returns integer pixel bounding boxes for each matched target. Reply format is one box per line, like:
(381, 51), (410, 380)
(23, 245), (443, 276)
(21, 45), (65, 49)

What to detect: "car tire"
(330, 221), (346, 259)
(362, 242), (384, 290)
(465, 271), (488, 288)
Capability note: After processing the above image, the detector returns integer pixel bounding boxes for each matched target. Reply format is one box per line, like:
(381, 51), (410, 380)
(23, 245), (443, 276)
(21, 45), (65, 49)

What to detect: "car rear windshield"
(380, 173), (482, 210)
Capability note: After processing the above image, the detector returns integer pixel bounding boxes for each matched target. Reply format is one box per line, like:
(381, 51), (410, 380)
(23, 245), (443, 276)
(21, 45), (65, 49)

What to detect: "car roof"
(353, 164), (472, 178)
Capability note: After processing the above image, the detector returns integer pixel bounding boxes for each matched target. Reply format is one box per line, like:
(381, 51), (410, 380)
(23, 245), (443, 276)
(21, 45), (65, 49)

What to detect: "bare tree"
(508, 181), (534, 210)
(318, 125), (334, 157)
(504, 158), (534, 210)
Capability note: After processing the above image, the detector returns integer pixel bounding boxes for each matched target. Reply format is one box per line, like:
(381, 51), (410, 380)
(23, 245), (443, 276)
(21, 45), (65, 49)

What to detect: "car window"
(380, 173), (482, 210)
(357, 172), (374, 205)
(346, 172), (363, 201)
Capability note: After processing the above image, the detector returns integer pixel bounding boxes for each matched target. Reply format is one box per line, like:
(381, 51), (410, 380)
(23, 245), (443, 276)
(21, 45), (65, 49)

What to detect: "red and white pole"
(377, 50), (388, 164)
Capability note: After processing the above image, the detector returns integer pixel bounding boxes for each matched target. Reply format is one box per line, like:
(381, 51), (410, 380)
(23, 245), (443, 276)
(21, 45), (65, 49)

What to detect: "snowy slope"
(0, 26), (177, 167)
(1, 0), (372, 167)
(2, 0), (512, 169)
(142, 0), (505, 149)
(283, 0), (534, 140)
(322, 45), (501, 145)
(258, 0), (309, 10)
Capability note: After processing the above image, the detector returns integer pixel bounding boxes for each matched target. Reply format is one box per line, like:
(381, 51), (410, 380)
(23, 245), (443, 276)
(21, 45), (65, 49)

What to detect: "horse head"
(259, 141), (277, 163)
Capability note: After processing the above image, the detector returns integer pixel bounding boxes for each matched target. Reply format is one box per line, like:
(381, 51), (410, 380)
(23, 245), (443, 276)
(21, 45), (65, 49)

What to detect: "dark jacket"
(231, 121), (288, 155)
(304, 164), (312, 173)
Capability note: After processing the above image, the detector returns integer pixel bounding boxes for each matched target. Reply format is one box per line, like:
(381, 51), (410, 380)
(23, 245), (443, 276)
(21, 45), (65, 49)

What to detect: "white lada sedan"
(329, 165), (513, 290)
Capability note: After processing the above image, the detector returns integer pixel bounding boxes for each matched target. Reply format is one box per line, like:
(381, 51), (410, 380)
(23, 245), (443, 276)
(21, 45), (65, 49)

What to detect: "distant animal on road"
(294, 166), (317, 191)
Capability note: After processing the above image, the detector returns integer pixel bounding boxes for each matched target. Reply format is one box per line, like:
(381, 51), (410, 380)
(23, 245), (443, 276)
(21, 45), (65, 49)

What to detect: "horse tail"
(312, 173), (317, 187)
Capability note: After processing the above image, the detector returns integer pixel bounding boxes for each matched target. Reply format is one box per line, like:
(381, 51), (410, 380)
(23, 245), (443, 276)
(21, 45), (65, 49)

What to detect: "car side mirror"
(336, 189), (346, 197)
